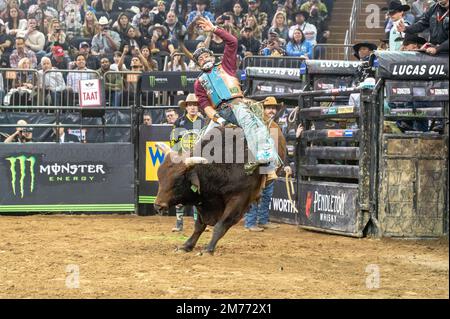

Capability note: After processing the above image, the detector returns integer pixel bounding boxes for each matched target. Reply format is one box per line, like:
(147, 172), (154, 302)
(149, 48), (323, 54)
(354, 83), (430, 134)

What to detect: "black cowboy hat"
(386, 0), (410, 14)
(395, 33), (427, 46)
(294, 10), (310, 20)
(353, 42), (377, 59)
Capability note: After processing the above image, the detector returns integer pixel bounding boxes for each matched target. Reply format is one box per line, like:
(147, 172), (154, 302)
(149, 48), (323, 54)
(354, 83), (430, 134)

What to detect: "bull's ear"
(189, 171), (201, 194)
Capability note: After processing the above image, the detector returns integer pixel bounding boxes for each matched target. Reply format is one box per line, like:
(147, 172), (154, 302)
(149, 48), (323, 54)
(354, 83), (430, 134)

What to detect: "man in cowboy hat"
(244, 96), (283, 231)
(91, 16), (121, 56)
(288, 10), (317, 45)
(170, 93), (205, 232)
(149, 23), (175, 55)
(191, 17), (280, 178)
(397, 0), (449, 55)
(397, 33), (428, 51)
(352, 42), (377, 61)
(385, 0), (411, 51)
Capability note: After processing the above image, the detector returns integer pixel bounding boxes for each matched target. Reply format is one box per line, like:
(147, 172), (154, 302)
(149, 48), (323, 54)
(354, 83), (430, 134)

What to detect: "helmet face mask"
(193, 48), (215, 70)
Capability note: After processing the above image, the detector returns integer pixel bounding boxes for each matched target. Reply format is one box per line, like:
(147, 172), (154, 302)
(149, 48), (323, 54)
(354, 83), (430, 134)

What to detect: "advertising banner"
(298, 181), (359, 234)
(269, 177), (298, 225)
(138, 124), (173, 204)
(140, 71), (201, 92)
(0, 143), (134, 212)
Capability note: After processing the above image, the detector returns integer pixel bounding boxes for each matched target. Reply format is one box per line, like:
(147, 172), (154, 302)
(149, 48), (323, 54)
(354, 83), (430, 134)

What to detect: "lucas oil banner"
(0, 143), (134, 212)
(138, 124), (173, 204)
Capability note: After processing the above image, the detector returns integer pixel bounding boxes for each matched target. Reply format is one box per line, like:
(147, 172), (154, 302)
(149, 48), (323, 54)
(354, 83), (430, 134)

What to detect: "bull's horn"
(155, 142), (171, 155)
(184, 157), (209, 167)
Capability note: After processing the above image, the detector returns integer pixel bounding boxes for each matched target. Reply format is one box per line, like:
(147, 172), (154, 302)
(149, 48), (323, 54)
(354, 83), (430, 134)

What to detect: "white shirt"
(289, 23), (317, 45)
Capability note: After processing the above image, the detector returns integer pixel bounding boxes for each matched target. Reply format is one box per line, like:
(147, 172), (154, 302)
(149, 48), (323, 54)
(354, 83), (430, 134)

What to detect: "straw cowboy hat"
(149, 23), (168, 36)
(179, 93), (199, 109)
(262, 96), (283, 108)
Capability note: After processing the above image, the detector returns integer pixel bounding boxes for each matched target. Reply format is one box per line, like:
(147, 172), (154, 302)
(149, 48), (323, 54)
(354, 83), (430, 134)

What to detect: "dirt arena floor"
(0, 214), (448, 299)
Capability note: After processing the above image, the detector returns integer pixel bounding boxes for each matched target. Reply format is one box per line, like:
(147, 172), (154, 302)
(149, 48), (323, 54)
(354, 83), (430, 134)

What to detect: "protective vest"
(198, 64), (243, 108)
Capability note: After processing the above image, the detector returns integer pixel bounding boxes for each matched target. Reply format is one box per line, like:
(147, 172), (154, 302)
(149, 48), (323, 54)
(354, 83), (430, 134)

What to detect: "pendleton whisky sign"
(0, 143), (134, 212)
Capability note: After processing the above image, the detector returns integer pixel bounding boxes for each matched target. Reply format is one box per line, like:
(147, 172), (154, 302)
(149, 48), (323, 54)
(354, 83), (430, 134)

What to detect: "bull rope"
(284, 166), (298, 213)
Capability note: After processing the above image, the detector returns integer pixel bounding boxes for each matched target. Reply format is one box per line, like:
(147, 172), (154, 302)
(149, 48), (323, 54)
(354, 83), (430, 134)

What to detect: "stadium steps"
(326, 0), (354, 59)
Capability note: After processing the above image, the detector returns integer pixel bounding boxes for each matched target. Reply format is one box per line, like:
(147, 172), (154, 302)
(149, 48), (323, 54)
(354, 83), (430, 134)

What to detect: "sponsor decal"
(312, 191), (346, 224)
(180, 75), (187, 87)
(337, 106), (354, 114)
(305, 191), (313, 218)
(319, 61), (360, 68)
(327, 130), (344, 137)
(146, 141), (169, 181)
(148, 75), (156, 87)
(4, 155), (108, 198)
(270, 197), (297, 214)
(318, 83), (335, 89)
(344, 130), (354, 137)
(392, 88), (411, 95)
(256, 68), (300, 77)
(430, 88), (449, 96)
(391, 64), (446, 77)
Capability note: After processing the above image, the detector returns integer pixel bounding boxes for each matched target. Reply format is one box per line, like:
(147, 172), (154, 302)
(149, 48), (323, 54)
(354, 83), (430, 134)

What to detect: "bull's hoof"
(175, 246), (193, 253)
(197, 250), (214, 256)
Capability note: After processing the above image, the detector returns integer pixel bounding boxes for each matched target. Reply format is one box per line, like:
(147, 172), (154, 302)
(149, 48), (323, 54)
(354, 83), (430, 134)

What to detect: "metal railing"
(242, 55), (306, 69)
(345, 0), (362, 59)
(0, 68), (41, 111)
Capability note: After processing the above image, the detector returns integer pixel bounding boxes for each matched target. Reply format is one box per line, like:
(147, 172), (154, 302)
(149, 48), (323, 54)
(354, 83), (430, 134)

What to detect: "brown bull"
(154, 124), (286, 254)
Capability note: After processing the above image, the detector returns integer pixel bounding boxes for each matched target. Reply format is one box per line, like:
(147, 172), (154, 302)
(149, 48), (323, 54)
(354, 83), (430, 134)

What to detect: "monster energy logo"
(6, 155), (36, 198)
(181, 75), (187, 87)
(148, 75), (156, 87)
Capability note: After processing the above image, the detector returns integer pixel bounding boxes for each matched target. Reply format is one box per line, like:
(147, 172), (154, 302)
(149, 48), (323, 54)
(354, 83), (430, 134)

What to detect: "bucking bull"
(154, 121), (286, 255)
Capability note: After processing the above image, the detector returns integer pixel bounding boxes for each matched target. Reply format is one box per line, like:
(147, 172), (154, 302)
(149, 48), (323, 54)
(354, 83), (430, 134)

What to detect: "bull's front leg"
(177, 213), (207, 252)
(201, 196), (245, 255)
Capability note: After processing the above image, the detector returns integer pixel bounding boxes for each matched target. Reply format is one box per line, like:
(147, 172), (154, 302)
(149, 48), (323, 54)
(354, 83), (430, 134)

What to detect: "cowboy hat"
(148, 23), (168, 35)
(395, 33), (427, 46)
(179, 93), (199, 109)
(263, 96), (282, 108)
(386, 0), (410, 14)
(98, 16), (110, 25)
(353, 42), (377, 59)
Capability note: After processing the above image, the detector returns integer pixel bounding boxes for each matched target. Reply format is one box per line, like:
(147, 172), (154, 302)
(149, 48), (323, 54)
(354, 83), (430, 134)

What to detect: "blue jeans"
(244, 181), (275, 228)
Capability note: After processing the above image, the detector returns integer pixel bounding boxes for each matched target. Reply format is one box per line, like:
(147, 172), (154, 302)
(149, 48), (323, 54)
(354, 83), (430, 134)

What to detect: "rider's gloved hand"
(214, 113), (228, 127)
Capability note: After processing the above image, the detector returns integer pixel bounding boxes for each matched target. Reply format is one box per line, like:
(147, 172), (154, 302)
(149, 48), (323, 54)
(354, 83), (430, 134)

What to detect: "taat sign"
(79, 79), (105, 117)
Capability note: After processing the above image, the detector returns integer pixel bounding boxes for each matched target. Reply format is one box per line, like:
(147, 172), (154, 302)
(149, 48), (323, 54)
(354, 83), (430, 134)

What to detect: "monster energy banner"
(375, 51), (449, 80)
(140, 71), (201, 92)
(306, 60), (362, 75)
(0, 143), (134, 212)
(298, 181), (361, 235)
(269, 178), (298, 225)
(138, 124), (173, 204)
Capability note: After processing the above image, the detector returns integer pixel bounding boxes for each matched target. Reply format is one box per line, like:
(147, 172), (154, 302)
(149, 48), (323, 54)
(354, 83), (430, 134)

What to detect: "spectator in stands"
(137, 12), (152, 43)
(208, 28), (225, 53)
(39, 56), (66, 105)
(0, 19), (13, 59)
(308, 4), (330, 44)
(9, 35), (37, 68)
(164, 10), (187, 49)
(300, 0), (328, 18)
(98, 56), (122, 107)
(153, 0), (167, 25)
(4, 119), (33, 143)
(167, 50), (188, 71)
(231, 1), (245, 29)
(131, 1), (152, 27)
(245, 0), (268, 30)
(60, 1), (83, 38)
(1, 0), (25, 21)
(112, 12), (132, 39)
(260, 30), (286, 56)
(352, 42), (377, 61)
(52, 125), (80, 143)
(91, 0), (119, 13)
(5, 57), (38, 106)
(398, 0), (449, 55)
(4, 6), (26, 37)
(288, 10), (317, 46)
(216, 12), (240, 38)
(81, 9), (98, 38)
(269, 11), (289, 41)
(140, 45), (159, 71)
(239, 26), (261, 57)
(149, 23), (175, 55)
(386, 0), (411, 52)
(76, 41), (100, 70)
(121, 25), (144, 51)
(411, 0), (429, 19)
(244, 96), (282, 232)
(399, 33), (427, 51)
(286, 28), (313, 58)
(91, 16), (121, 56)
(110, 50), (126, 70)
(27, 0), (59, 31)
(49, 44), (70, 71)
(243, 13), (263, 41)
(45, 18), (67, 53)
(282, 0), (299, 22)
(66, 53), (95, 97)
(164, 108), (179, 124)
(24, 17), (46, 61)
(143, 112), (152, 126)
(186, 0), (215, 27)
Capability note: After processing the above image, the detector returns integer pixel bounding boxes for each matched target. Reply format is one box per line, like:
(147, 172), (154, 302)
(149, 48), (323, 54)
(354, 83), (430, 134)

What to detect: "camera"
(55, 28), (61, 33)
(21, 128), (33, 133)
(222, 15), (230, 21)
